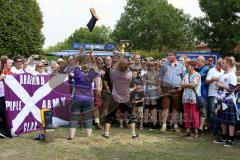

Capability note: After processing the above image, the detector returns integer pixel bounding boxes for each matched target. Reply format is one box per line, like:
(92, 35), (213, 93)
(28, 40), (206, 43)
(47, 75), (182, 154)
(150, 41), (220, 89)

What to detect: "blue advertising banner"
(73, 43), (116, 51)
(176, 51), (221, 64)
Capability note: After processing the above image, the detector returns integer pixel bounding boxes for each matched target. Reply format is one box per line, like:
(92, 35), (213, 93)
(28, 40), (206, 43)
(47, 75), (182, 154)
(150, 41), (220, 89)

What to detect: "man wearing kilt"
(213, 58), (238, 147)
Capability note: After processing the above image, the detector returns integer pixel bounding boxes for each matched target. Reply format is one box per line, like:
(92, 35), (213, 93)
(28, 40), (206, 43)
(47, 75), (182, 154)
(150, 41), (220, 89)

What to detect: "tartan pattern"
(217, 100), (237, 126)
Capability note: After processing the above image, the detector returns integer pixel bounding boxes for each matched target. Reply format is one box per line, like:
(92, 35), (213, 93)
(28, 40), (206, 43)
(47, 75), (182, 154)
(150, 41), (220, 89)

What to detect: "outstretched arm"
(89, 48), (96, 65)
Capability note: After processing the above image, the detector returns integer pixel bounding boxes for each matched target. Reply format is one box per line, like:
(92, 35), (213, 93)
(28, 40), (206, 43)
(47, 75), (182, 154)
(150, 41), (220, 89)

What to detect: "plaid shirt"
(159, 61), (185, 88)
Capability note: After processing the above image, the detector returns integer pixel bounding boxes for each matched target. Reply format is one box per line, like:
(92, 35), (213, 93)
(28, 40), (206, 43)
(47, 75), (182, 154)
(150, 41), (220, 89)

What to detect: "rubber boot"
(87, 8), (99, 32)
(44, 111), (57, 129)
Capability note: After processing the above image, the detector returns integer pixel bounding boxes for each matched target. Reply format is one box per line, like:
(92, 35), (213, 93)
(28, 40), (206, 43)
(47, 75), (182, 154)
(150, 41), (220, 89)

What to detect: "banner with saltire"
(3, 73), (71, 137)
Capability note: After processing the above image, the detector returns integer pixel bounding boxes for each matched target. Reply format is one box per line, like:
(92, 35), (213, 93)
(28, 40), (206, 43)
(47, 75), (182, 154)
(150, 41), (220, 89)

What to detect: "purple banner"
(3, 73), (71, 137)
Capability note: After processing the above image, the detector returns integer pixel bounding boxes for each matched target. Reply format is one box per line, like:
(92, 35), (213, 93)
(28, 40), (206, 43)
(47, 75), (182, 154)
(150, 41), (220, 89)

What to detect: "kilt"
(217, 100), (237, 126)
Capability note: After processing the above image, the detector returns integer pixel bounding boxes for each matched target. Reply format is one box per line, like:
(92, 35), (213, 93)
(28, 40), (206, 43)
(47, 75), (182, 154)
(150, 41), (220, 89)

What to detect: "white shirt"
(25, 63), (36, 74)
(206, 67), (224, 96)
(217, 71), (237, 101)
(11, 66), (24, 74)
(232, 65), (237, 73)
(0, 81), (4, 97)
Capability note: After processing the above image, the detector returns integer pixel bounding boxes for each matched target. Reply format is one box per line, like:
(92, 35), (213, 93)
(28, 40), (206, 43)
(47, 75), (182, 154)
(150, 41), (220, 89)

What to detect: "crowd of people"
(0, 49), (240, 147)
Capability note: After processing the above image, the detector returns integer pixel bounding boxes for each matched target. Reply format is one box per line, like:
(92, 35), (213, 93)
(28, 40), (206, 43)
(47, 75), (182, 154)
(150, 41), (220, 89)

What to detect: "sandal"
(182, 132), (191, 137)
(194, 133), (199, 139)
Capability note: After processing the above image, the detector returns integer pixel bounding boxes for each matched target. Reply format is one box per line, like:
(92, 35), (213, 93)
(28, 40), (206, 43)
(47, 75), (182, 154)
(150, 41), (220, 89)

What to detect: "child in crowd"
(130, 69), (139, 89)
(130, 79), (145, 129)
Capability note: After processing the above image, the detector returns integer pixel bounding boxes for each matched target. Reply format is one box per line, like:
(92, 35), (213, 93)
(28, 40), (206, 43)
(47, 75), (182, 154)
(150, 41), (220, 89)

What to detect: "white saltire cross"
(4, 74), (68, 136)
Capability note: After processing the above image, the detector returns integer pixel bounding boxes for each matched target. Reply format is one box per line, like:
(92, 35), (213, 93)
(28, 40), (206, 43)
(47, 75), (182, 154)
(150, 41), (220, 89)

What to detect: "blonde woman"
(67, 62), (99, 140)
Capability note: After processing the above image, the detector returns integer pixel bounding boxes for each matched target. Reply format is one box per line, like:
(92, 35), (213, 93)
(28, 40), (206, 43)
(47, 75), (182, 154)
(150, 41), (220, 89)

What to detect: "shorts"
(133, 106), (143, 119)
(105, 96), (135, 124)
(69, 99), (93, 129)
(161, 86), (181, 109)
(144, 105), (157, 110)
(145, 89), (158, 100)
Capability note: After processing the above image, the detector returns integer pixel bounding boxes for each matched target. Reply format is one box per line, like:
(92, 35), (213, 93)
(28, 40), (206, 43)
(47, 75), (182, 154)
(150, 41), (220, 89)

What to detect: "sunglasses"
(37, 66), (44, 68)
(16, 60), (23, 63)
(208, 60), (213, 62)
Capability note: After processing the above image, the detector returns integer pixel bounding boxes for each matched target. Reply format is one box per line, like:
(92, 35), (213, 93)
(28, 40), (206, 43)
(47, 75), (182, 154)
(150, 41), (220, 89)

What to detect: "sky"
(37, 0), (204, 48)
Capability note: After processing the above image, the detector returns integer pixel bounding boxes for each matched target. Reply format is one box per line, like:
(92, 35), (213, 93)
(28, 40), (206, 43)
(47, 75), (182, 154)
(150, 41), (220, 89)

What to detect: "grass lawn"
(0, 127), (240, 160)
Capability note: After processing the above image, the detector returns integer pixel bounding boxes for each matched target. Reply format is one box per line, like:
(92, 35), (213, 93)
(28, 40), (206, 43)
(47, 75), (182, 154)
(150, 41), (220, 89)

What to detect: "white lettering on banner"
(61, 97), (66, 106)
(41, 97), (66, 109)
(19, 74), (45, 85)
(23, 121), (37, 132)
(5, 101), (22, 111)
(4, 74), (68, 136)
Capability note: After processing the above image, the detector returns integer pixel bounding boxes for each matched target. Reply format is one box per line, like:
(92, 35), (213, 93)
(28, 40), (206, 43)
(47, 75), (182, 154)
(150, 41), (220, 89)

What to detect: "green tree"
(193, 0), (240, 56)
(0, 0), (44, 57)
(112, 0), (195, 52)
(45, 25), (112, 53)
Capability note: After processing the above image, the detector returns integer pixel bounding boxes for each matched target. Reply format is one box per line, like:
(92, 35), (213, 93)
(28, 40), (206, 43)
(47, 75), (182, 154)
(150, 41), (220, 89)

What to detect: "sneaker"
(224, 140), (235, 147)
(67, 137), (74, 140)
(33, 133), (45, 140)
(149, 125), (157, 131)
(132, 134), (139, 139)
(213, 138), (227, 144)
(160, 127), (167, 133)
(102, 134), (110, 139)
(198, 129), (203, 135)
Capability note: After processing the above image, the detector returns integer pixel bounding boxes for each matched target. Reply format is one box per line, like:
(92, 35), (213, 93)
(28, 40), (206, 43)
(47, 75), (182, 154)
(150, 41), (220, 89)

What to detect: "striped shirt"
(111, 68), (132, 103)
(159, 61), (185, 88)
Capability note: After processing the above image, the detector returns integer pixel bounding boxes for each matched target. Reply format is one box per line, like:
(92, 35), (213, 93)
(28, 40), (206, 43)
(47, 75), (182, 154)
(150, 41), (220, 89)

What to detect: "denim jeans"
(208, 96), (220, 134)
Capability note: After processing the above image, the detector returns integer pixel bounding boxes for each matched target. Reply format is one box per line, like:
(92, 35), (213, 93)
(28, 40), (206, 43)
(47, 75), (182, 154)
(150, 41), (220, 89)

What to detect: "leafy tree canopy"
(0, 0), (44, 57)
(193, 0), (240, 56)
